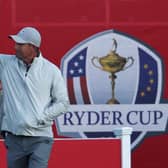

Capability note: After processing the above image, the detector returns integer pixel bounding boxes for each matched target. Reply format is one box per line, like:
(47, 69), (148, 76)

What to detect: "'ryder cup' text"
(56, 104), (168, 132)
(63, 110), (162, 126)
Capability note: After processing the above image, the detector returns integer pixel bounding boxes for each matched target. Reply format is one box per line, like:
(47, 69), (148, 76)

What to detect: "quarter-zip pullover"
(0, 53), (69, 137)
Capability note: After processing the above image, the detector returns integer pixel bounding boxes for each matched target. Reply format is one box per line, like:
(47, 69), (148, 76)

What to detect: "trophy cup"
(91, 39), (134, 104)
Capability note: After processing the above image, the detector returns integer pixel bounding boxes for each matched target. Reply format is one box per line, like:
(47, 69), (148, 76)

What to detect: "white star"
(74, 62), (79, 67)
(69, 69), (74, 74)
(79, 55), (84, 60)
(78, 68), (83, 74)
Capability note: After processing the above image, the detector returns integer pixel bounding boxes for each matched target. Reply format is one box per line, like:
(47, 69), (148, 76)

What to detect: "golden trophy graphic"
(91, 39), (134, 104)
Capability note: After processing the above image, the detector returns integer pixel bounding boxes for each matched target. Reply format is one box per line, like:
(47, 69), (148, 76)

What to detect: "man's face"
(15, 43), (34, 63)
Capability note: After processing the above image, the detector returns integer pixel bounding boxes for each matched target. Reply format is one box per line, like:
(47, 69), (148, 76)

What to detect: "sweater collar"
(17, 52), (43, 67)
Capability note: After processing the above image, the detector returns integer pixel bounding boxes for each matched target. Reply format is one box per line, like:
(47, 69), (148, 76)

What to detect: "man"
(0, 27), (69, 168)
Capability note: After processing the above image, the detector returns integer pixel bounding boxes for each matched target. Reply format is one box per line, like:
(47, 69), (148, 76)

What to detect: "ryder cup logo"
(57, 29), (168, 149)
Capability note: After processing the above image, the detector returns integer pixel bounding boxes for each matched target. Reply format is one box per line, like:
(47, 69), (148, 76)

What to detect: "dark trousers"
(4, 133), (53, 168)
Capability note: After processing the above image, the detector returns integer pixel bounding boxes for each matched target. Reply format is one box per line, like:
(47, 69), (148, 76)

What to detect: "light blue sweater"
(0, 53), (69, 137)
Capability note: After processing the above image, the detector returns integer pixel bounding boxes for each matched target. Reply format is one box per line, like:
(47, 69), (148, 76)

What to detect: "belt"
(1, 131), (12, 138)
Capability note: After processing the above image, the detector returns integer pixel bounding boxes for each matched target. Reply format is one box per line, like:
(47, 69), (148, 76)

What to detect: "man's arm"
(0, 55), (13, 137)
(0, 82), (4, 138)
(42, 67), (70, 125)
(0, 54), (14, 79)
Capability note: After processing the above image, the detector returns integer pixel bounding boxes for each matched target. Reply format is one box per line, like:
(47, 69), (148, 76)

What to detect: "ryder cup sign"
(57, 29), (168, 149)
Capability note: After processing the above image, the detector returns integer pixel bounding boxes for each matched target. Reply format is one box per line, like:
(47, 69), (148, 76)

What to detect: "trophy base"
(107, 98), (120, 104)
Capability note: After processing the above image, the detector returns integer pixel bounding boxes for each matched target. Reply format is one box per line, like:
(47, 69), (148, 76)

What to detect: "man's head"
(9, 27), (41, 48)
(9, 27), (41, 64)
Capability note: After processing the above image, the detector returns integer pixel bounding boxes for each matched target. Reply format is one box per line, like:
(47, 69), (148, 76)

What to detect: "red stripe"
(80, 76), (91, 104)
(67, 79), (76, 104)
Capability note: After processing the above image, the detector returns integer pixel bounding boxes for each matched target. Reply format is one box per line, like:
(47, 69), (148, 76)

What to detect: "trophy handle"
(91, 56), (102, 70)
(123, 57), (134, 70)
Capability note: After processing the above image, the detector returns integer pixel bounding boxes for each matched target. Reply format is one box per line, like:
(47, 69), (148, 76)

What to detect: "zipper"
(25, 64), (31, 77)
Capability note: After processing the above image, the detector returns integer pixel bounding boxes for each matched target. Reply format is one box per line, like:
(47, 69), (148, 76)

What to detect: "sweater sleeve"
(0, 90), (4, 133)
(0, 54), (14, 80)
(43, 66), (69, 123)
